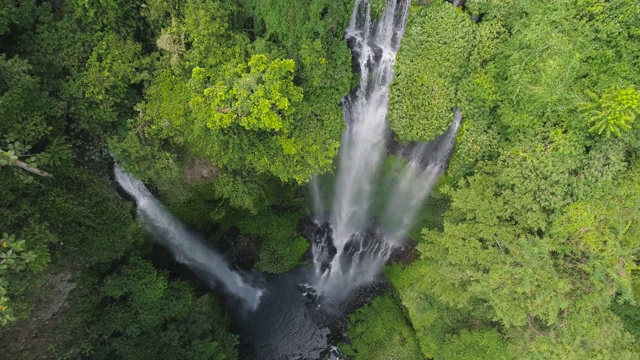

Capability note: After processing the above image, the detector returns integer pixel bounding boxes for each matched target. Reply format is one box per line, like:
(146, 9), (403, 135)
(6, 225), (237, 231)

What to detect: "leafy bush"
(438, 329), (509, 360)
(0, 233), (42, 326)
(237, 210), (308, 273)
(72, 257), (238, 360)
(389, 1), (475, 142)
(341, 295), (422, 360)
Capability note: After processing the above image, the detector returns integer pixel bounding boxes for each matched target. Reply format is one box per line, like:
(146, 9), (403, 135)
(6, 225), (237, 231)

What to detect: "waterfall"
(381, 108), (462, 242)
(111, 1), (462, 357)
(311, 0), (462, 297)
(331, 0), (409, 255)
(314, 0), (411, 294)
(114, 165), (263, 310)
(309, 175), (324, 222)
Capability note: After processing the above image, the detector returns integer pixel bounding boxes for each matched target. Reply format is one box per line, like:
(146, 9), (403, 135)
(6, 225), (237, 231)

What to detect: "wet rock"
(184, 156), (219, 184)
(388, 239), (420, 266)
(0, 273), (77, 357)
(346, 36), (361, 74)
(448, 0), (467, 7)
(218, 226), (262, 270)
(371, 44), (384, 63)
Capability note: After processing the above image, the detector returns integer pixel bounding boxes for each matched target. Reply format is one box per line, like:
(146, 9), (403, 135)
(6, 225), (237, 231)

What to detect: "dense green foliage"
(0, 0), (351, 357)
(237, 210), (308, 273)
(341, 294), (422, 359)
(2, 0), (640, 359)
(389, 2), (476, 141)
(0, 0), (355, 356)
(72, 258), (238, 359)
(112, 0), (353, 212)
(388, 0), (640, 359)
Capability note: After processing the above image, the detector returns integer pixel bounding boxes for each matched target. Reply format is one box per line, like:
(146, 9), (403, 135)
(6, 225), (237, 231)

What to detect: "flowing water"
(114, 165), (263, 310)
(238, 270), (332, 359)
(309, 175), (325, 222)
(311, 0), (461, 297)
(380, 108), (462, 242)
(330, 0), (409, 254)
(116, 0), (462, 358)
(312, 0), (411, 296)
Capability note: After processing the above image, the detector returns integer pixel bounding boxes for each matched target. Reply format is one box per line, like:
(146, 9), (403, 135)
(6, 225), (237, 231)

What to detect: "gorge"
(4, 0), (637, 358)
(115, 0), (461, 358)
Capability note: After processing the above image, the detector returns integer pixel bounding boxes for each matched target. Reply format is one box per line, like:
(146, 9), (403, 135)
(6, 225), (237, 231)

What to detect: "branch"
(527, 315), (543, 337)
(12, 159), (52, 177)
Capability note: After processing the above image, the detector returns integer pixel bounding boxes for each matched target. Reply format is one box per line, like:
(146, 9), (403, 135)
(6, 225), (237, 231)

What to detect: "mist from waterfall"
(330, 0), (409, 253)
(381, 108), (462, 243)
(311, 0), (462, 297)
(114, 165), (263, 310)
(112, 1), (461, 357)
(309, 175), (325, 222)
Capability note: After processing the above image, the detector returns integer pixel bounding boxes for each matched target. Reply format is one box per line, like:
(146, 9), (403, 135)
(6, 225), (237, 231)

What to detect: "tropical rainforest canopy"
(1, 0), (640, 359)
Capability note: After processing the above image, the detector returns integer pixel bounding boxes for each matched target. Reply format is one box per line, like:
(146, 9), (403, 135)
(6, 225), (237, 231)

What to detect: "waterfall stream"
(114, 165), (263, 310)
(115, 1), (461, 358)
(311, 0), (461, 298)
(381, 108), (462, 242)
(330, 0), (409, 254)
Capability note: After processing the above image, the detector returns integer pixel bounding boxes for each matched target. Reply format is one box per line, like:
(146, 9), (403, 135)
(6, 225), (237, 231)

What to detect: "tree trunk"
(13, 159), (52, 177)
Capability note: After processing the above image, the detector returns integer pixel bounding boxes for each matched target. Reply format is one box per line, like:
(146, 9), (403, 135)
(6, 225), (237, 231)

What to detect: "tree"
(389, 0), (640, 358)
(76, 258), (238, 360)
(0, 233), (48, 326)
(389, 1), (476, 142)
(113, 0), (353, 211)
(341, 295), (423, 360)
(580, 87), (640, 138)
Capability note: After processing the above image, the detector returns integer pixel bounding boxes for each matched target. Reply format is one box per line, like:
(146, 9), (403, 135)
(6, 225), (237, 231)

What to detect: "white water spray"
(313, 0), (410, 293)
(312, 0), (462, 296)
(331, 0), (409, 254)
(309, 175), (324, 222)
(382, 109), (462, 242)
(114, 165), (262, 310)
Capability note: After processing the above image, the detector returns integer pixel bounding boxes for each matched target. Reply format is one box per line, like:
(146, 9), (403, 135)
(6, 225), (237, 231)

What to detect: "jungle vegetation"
(1, 0), (639, 359)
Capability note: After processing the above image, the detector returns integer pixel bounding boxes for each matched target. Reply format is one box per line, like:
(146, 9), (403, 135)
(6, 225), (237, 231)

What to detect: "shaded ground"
(184, 156), (219, 184)
(0, 273), (78, 360)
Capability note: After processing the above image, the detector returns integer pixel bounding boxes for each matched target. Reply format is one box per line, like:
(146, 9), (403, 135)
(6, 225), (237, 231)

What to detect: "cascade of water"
(312, 0), (462, 297)
(114, 165), (263, 310)
(309, 175), (324, 222)
(313, 0), (410, 295)
(330, 0), (410, 254)
(111, 2), (463, 357)
(382, 108), (463, 242)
